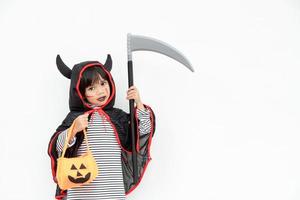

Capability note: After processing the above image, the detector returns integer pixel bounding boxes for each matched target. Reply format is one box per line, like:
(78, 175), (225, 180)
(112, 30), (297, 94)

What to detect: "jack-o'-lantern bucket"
(56, 121), (98, 190)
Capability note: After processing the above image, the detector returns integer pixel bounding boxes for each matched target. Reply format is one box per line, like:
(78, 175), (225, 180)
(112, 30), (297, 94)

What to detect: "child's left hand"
(126, 86), (145, 110)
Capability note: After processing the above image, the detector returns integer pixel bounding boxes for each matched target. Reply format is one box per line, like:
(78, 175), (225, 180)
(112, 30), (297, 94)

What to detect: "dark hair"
(79, 66), (109, 100)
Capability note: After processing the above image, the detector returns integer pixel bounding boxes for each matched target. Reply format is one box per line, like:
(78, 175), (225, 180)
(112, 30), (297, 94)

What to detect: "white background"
(0, 0), (299, 199)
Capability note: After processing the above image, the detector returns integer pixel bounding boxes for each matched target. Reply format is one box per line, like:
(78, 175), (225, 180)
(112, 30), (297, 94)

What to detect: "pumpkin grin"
(68, 172), (91, 183)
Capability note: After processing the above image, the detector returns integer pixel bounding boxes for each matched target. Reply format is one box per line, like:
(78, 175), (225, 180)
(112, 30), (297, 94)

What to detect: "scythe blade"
(127, 33), (194, 72)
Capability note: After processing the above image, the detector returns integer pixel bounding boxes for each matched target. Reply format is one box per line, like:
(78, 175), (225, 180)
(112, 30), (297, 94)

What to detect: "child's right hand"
(69, 113), (89, 139)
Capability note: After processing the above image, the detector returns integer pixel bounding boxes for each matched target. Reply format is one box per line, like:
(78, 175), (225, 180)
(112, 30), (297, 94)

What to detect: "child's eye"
(100, 81), (107, 86)
(88, 87), (94, 91)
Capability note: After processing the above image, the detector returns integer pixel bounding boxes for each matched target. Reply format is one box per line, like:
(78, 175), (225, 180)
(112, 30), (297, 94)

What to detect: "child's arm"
(56, 113), (89, 152)
(136, 101), (146, 111)
(126, 85), (151, 135)
(56, 129), (77, 152)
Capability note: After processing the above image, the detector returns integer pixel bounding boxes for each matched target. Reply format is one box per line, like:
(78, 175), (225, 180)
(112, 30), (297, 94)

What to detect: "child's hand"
(70, 113), (89, 139)
(126, 86), (145, 110)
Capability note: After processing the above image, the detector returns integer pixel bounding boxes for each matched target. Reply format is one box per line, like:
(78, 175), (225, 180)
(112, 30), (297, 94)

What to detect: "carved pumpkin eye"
(71, 164), (77, 170)
(80, 164), (86, 169)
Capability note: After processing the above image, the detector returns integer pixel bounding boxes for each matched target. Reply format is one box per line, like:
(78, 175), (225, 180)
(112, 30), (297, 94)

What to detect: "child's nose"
(96, 89), (104, 95)
(94, 87), (102, 94)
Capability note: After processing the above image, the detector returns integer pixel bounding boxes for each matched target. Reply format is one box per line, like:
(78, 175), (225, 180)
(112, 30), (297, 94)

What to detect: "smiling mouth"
(98, 96), (107, 102)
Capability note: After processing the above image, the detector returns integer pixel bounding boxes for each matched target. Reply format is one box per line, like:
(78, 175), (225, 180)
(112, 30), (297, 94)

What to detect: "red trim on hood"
(75, 63), (115, 110)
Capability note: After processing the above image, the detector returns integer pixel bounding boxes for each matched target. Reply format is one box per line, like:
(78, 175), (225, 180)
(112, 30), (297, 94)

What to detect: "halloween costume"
(47, 55), (156, 200)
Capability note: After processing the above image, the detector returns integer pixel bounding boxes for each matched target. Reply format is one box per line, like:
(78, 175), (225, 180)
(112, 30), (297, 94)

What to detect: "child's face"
(84, 74), (110, 106)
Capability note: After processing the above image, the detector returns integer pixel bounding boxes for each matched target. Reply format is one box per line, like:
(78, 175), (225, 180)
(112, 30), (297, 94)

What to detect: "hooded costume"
(47, 54), (156, 200)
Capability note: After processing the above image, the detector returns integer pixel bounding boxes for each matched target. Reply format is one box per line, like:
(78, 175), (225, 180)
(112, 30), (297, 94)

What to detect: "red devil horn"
(56, 55), (72, 79)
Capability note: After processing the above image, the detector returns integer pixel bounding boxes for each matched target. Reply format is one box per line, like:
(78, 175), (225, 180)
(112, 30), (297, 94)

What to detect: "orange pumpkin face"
(68, 163), (91, 184)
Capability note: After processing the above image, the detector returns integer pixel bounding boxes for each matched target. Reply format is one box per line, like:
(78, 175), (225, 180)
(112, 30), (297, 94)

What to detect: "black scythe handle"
(128, 60), (138, 183)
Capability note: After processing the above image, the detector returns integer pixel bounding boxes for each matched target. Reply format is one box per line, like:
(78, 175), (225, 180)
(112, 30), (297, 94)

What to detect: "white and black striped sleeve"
(56, 128), (77, 152)
(137, 108), (152, 135)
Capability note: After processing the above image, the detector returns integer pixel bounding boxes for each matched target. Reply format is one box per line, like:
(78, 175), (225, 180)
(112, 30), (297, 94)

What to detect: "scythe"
(127, 33), (194, 183)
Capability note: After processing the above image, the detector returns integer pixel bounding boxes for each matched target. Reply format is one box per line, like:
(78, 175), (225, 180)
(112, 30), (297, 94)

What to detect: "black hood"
(56, 54), (116, 112)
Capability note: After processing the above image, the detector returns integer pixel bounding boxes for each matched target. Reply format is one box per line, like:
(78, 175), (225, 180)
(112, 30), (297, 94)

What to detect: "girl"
(48, 54), (156, 200)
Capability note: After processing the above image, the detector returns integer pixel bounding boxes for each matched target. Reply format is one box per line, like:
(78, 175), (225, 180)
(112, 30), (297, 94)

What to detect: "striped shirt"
(56, 108), (151, 200)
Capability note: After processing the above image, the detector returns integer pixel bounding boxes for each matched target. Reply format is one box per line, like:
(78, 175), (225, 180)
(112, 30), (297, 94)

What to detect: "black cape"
(47, 55), (156, 199)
